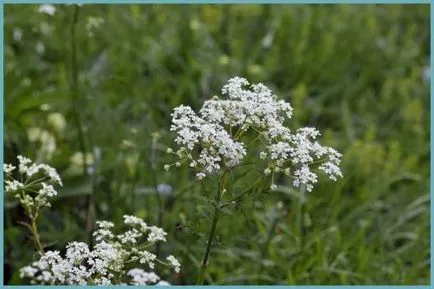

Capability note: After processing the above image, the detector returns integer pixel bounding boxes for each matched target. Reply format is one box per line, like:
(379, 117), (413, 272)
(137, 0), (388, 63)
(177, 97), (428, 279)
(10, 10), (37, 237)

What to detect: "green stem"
(150, 137), (164, 257)
(30, 217), (44, 255)
(297, 185), (306, 247)
(196, 206), (219, 285)
(196, 173), (226, 285)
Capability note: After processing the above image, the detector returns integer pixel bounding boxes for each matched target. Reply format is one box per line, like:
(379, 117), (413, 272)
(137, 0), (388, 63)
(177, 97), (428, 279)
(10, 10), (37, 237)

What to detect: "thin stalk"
(144, 138), (164, 257)
(196, 173), (226, 285)
(151, 169), (163, 257)
(30, 217), (44, 255)
(150, 138), (163, 233)
(297, 185), (306, 247)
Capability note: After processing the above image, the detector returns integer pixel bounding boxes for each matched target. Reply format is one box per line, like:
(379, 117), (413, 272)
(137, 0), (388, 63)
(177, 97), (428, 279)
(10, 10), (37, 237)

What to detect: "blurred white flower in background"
(38, 5), (56, 16)
(13, 28), (22, 41)
(36, 41), (45, 55)
(86, 17), (105, 37)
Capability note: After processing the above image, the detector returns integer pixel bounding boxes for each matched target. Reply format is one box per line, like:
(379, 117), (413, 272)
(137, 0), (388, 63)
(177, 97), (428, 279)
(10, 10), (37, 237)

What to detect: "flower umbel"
(4, 155), (63, 253)
(20, 215), (180, 285)
(167, 77), (342, 191)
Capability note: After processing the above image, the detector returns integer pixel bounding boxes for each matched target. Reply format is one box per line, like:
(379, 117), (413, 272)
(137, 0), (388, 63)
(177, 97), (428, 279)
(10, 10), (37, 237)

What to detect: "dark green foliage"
(4, 4), (429, 285)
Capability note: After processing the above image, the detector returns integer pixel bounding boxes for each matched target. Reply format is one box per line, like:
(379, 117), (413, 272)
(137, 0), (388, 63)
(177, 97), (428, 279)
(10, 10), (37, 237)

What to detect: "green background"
(3, 4), (430, 285)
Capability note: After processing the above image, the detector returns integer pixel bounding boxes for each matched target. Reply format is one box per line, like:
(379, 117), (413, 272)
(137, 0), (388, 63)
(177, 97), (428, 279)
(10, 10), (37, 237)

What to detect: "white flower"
(5, 180), (24, 192)
(4, 163), (16, 174)
(5, 157), (64, 212)
(138, 251), (157, 268)
(127, 269), (160, 285)
(96, 220), (114, 229)
(17, 155), (31, 173)
(170, 105), (246, 179)
(93, 224), (115, 241)
(123, 215), (144, 226)
(123, 215), (148, 232)
(147, 226), (167, 243)
(65, 242), (90, 265)
(94, 277), (112, 285)
(38, 5), (56, 16)
(166, 255), (181, 273)
(169, 77), (342, 192)
(117, 229), (142, 244)
(196, 172), (206, 180)
(20, 215), (181, 285)
(39, 164), (63, 186)
(38, 183), (57, 198)
(13, 156), (62, 186)
(19, 266), (38, 278)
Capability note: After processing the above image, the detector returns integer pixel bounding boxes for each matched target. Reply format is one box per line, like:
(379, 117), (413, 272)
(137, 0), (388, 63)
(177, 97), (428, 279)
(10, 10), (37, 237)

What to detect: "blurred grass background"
(3, 4), (430, 285)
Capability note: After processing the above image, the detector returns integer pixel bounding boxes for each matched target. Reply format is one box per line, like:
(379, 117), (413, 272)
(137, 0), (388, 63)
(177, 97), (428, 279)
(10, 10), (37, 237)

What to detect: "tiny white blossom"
(147, 226), (167, 243)
(96, 220), (114, 229)
(196, 172), (206, 180)
(123, 215), (144, 225)
(65, 242), (90, 265)
(4, 163), (16, 174)
(138, 251), (157, 268)
(166, 255), (181, 273)
(38, 183), (57, 198)
(127, 269), (160, 285)
(117, 229), (141, 244)
(5, 180), (24, 192)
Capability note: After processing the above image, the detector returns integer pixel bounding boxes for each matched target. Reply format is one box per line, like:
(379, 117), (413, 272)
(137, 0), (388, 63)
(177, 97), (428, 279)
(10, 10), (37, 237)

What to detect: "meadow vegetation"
(4, 4), (430, 285)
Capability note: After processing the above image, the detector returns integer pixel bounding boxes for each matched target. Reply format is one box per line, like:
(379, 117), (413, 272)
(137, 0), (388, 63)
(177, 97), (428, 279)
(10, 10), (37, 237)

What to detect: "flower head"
(20, 215), (180, 285)
(168, 77), (342, 192)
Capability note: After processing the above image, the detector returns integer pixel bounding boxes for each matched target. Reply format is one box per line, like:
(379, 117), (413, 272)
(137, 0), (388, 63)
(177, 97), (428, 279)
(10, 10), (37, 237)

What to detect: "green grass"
(4, 4), (430, 285)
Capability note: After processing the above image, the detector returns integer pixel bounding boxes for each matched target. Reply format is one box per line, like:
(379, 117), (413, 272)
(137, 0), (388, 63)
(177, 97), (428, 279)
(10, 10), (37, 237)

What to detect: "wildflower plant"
(166, 77), (343, 284)
(4, 155), (62, 254)
(20, 215), (180, 285)
(5, 155), (181, 285)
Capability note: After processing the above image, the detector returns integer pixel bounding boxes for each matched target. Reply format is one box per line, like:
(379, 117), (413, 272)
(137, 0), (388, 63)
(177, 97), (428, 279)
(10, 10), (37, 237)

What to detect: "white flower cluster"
(167, 77), (342, 191)
(20, 215), (180, 285)
(168, 105), (246, 179)
(4, 155), (63, 212)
